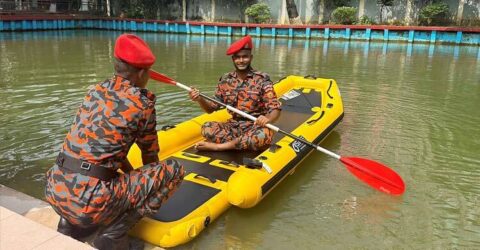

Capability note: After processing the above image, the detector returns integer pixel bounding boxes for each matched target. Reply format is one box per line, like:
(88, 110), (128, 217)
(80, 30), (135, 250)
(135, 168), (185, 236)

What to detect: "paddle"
(148, 70), (406, 196)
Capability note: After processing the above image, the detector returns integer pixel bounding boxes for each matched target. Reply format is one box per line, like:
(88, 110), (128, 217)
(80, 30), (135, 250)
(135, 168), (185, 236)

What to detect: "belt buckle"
(81, 162), (91, 171)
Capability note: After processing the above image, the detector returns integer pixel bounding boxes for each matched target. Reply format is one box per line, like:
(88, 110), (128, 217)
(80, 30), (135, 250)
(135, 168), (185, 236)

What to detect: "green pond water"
(0, 30), (479, 249)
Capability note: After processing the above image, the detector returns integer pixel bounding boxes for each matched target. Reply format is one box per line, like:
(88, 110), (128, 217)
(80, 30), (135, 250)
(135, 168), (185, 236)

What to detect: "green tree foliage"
(331, 6), (357, 24)
(419, 2), (450, 25)
(245, 3), (271, 23)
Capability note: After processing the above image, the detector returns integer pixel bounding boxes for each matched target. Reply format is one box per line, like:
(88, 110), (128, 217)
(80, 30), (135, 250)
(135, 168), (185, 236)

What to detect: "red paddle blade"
(340, 157), (405, 195)
(149, 70), (176, 85)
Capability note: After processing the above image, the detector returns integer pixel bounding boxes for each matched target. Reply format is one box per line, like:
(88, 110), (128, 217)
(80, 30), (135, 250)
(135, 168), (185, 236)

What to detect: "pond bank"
(1, 15), (479, 46)
(0, 184), (92, 249)
(0, 184), (162, 250)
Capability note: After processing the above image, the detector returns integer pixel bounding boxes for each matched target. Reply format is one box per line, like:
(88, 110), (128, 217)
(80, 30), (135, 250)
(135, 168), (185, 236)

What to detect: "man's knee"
(165, 159), (185, 181)
(243, 129), (273, 151)
(164, 159), (185, 184)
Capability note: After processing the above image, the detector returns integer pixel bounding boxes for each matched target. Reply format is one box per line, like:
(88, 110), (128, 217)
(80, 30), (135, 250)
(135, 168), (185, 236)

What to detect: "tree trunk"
(182, 0), (186, 21)
(305, 0), (314, 24)
(279, 0), (289, 24)
(318, 0), (325, 24)
(211, 0), (215, 22)
(456, 0), (465, 25)
(106, 0), (111, 17)
(379, 5), (384, 23)
(358, 0), (365, 19)
(287, 0), (302, 24)
(405, 0), (413, 25)
(286, 0), (299, 18)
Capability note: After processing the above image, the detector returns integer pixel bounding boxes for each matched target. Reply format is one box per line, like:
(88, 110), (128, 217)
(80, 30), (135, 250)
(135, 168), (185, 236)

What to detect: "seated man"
(45, 34), (184, 249)
(189, 35), (281, 151)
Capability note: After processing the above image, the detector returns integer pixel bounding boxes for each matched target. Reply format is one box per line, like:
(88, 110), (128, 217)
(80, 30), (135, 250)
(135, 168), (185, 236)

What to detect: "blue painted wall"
(0, 19), (479, 46)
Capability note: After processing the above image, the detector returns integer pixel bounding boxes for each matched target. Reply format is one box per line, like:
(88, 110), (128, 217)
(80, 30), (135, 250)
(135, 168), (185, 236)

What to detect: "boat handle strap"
(194, 174), (216, 184)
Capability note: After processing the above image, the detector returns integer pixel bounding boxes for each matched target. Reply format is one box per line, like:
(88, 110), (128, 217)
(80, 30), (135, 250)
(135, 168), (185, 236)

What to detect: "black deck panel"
(149, 90), (322, 223)
(183, 90), (320, 162)
(150, 181), (220, 222)
(280, 89), (321, 114)
(171, 156), (234, 182)
(184, 147), (259, 164)
(270, 110), (313, 143)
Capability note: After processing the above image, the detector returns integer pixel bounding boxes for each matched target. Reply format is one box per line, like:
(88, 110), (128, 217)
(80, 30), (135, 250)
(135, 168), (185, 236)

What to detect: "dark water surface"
(1, 30), (479, 249)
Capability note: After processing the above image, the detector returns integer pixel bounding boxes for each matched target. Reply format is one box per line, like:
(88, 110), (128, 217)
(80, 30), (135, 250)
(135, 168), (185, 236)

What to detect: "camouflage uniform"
(203, 68), (281, 150)
(45, 75), (184, 227)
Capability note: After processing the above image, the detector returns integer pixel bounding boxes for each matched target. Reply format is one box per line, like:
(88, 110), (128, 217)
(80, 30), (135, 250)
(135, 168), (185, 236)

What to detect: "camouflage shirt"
(62, 75), (159, 170)
(212, 68), (281, 120)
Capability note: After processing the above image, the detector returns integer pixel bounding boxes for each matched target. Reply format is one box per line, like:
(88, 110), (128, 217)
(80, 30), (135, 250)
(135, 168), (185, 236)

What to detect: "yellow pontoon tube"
(127, 75), (344, 247)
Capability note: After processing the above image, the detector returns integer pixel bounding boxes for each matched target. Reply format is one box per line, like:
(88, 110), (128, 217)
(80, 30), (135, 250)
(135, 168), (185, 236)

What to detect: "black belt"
(56, 152), (118, 181)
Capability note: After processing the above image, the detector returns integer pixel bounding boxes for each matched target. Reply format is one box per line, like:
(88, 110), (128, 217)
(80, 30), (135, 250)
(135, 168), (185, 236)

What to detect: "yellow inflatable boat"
(126, 75), (344, 247)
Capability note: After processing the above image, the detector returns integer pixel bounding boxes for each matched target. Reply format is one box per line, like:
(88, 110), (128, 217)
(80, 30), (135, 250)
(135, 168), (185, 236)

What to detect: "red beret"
(226, 35), (253, 55)
(114, 34), (155, 69)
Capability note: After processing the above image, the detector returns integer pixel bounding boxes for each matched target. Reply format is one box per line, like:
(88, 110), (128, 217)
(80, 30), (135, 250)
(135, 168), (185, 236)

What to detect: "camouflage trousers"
(201, 120), (274, 150)
(45, 159), (184, 227)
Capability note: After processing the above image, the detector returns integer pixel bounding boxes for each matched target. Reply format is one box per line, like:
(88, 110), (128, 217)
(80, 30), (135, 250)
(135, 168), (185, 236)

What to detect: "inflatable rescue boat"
(126, 75), (344, 247)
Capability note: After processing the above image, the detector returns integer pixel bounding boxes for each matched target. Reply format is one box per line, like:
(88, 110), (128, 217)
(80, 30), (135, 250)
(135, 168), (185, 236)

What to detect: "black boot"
(57, 217), (97, 241)
(92, 211), (144, 250)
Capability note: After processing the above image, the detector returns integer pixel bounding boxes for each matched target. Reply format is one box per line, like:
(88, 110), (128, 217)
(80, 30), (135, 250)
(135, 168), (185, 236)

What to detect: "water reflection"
(407, 43), (413, 57)
(1, 31), (480, 249)
(428, 44), (435, 58)
(362, 41), (369, 58)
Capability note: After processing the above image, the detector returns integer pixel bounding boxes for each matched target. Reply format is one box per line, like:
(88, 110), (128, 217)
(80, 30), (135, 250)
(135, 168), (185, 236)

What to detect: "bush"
(331, 7), (357, 25)
(358, 15), (375, 25)
(332, 6), (357, 24)
(418, 3), (450, 26)
(245, 3), (271, 23)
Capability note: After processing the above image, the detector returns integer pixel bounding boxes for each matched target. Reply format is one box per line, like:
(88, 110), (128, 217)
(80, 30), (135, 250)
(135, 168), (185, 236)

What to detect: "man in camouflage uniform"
(45, 34), (184, 249)
(189, 35), (281, 151)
